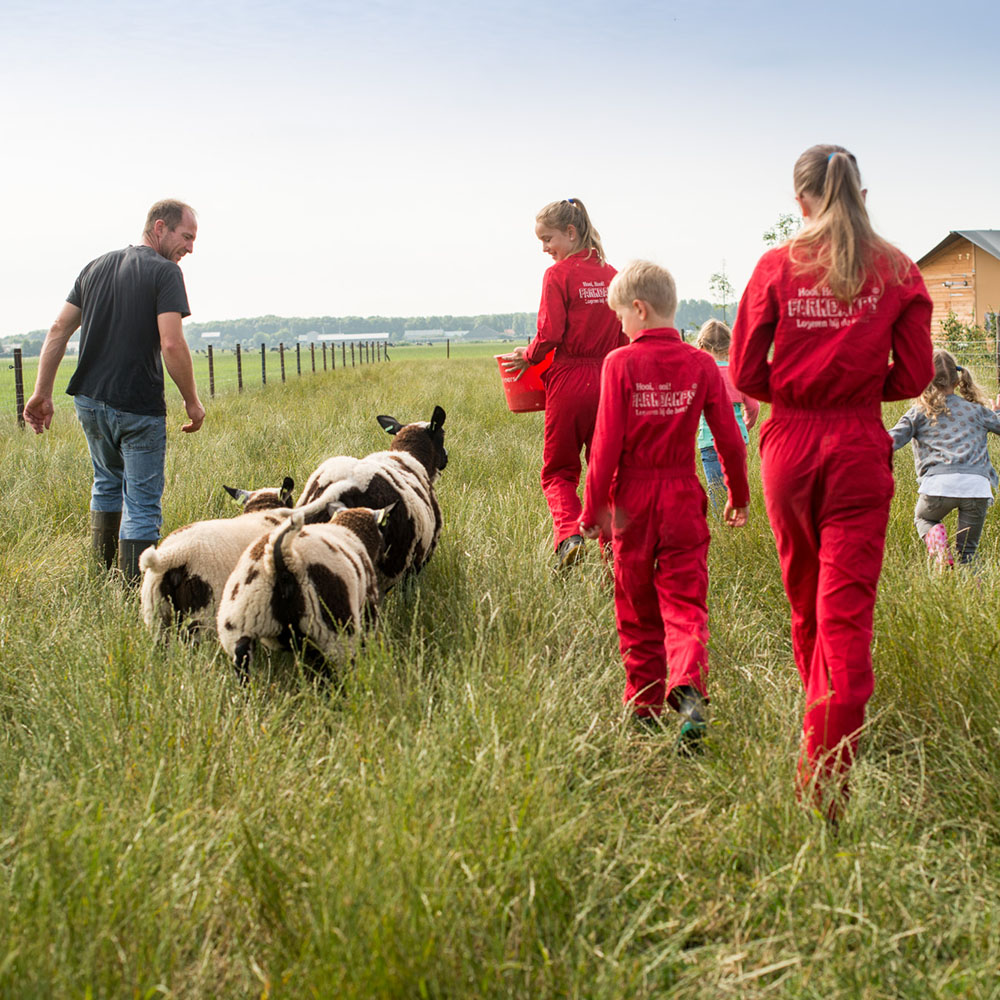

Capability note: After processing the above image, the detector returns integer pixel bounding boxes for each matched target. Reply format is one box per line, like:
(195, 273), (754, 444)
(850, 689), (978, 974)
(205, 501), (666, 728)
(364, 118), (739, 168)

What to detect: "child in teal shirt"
(695, 319), (759, 506)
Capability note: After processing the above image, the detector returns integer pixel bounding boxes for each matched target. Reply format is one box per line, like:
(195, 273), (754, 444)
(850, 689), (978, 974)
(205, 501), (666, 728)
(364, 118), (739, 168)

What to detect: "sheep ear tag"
(429, 405), (446, 432)
(224, 485), (251, 506)
(376, 415), (403, 436)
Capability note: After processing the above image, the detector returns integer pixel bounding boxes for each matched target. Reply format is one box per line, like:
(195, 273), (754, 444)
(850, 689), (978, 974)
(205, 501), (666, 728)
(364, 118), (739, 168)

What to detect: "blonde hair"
(918, 349), (992, 422)
(789, 144), (904, 303)
(695, 319), (731, 356)
(535, 198), (607, 264)
(607, 260), (677, 319)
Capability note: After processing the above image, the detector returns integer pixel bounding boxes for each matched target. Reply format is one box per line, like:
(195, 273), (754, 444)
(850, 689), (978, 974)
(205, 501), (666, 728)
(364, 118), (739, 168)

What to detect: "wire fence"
(2, 340), (390, 428)
(6, 333), (998, 429)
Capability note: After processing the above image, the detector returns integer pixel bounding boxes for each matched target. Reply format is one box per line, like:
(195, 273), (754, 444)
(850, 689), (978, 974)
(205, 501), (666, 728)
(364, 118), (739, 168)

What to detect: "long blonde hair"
(918, 349), (992, 422)
(535, 198), (607, 264)
(789, 144), (903, 303)
(695, 319), (731, 357)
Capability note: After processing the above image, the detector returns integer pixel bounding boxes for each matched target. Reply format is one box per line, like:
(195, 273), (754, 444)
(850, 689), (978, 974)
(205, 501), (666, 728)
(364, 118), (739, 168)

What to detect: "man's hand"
(182, 398), (205, 433)
(23, 394), (54, 434)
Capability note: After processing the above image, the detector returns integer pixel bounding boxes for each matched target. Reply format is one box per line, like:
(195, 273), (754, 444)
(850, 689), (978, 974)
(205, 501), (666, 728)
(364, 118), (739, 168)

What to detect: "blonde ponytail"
(789, 145), (903, 303)
(535, 198), (607, 265)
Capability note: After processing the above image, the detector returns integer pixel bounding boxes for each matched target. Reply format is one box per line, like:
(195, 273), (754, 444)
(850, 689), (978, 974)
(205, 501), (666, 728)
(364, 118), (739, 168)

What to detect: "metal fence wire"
(3, 340), (390, 428)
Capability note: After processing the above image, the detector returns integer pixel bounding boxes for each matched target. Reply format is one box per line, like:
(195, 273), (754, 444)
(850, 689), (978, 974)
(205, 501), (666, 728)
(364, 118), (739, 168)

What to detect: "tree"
(762, 213), (801, 248)
(709, 264), (735, 324)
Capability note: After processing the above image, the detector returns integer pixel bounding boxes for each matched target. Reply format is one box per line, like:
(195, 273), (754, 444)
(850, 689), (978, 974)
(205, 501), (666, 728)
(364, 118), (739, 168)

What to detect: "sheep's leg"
(233, 636), (255, 683)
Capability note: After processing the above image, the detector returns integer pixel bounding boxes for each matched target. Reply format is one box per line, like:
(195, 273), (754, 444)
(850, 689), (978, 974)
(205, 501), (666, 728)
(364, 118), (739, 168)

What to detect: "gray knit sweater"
(889, 395), (1000, 487)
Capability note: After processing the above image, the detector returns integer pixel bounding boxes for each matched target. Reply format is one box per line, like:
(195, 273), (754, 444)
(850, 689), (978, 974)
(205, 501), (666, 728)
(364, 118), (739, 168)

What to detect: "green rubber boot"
(118, 538), (157, 584)
(90, 511), (121, 570)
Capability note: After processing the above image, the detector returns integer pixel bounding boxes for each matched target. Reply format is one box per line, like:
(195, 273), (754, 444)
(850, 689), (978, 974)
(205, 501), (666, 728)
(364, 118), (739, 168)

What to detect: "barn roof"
(917, 230), (1000, 268)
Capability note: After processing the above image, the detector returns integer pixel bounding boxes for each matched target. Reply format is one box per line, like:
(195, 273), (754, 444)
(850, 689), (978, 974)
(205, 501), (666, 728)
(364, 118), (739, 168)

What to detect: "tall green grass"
(2, 355), (1000, 997)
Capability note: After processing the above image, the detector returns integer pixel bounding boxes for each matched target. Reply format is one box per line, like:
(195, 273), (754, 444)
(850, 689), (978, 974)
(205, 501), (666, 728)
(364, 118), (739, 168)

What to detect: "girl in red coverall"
(580, 261), (749, 751)
(502, 199), (625, 568)
(729, 144), (933, 820)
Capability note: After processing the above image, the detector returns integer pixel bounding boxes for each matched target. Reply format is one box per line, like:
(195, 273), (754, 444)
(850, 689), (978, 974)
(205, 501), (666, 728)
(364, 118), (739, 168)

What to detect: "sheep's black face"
(430, 428), (448, 472)
(428, 404), (447, 472)
(377, 405), (448, 477)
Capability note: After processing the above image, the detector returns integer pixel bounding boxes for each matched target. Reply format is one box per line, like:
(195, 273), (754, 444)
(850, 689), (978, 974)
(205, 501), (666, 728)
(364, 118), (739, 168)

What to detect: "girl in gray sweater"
(889, 349), (1000, 565)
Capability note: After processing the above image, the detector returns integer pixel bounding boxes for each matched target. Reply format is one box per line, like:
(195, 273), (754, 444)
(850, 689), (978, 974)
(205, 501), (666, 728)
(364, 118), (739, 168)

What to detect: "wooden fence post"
(296, 343), (301, 376)
(261, 343), (267, 385)
(207, 345), (215, 398)
(279, 343), (286, 382)
(13, 348), (25, 428)
(447, 339), (450, 359)
(342, 342), (346, 368)
(236, 344), (243, 392)
(351, 343), (355, 367)
(311, 343), (316, 373)
(323, 343), (328, 370)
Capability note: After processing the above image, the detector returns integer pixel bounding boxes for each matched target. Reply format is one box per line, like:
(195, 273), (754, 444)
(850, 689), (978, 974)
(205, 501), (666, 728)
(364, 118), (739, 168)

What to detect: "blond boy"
(580, 261), (749, 747)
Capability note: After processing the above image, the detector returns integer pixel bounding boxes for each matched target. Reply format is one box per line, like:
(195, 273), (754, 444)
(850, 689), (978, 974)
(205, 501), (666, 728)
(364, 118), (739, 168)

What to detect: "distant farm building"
(916, 231), (1000, 333)
(470, 324), (503, 340)
(403, 329), (468, 342)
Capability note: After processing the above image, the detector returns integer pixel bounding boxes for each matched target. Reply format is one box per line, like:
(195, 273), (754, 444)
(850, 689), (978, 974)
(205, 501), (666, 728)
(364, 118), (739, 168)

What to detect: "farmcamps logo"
(631, 382), (697, 417)
(578, 280), (609, 304)
(787, 286), (882, 330)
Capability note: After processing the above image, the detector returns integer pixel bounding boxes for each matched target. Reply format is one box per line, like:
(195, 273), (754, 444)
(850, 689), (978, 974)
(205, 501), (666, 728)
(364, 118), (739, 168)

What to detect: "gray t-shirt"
(66, 244), (190, 416)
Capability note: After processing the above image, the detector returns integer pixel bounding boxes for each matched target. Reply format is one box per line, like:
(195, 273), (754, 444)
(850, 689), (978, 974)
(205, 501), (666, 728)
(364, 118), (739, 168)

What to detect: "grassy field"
(2, 351), (1000, 998)
(0, 342), (506, 426)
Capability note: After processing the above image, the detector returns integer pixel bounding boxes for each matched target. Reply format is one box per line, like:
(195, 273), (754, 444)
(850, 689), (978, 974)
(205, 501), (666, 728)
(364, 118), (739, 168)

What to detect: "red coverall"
(581, 329), (750, 716)
(730, 246), (933, 813)
(525, 251), (625, 549)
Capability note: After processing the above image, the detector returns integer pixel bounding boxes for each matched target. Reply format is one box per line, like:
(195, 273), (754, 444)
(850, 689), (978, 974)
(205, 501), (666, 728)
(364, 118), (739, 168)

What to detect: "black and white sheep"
(139, 477), (296, 639)
(295, 406), (447, 589)
(216, 505), (390, 677)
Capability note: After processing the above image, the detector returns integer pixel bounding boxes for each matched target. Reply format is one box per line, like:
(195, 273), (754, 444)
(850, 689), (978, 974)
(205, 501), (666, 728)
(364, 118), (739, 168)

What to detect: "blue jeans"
(700, 445), (725, 509)
(74, 395), (166, 540)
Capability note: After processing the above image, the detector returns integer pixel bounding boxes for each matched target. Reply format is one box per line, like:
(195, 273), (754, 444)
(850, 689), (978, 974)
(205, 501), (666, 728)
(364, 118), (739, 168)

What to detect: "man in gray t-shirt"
(24, 199), (206, 579)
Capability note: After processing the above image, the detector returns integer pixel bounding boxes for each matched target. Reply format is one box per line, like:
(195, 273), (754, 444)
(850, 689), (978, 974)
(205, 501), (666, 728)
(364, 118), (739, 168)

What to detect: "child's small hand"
(724, 504), (748, 528)
(500, 347), (530, 376)
(579, 522), (601, 540)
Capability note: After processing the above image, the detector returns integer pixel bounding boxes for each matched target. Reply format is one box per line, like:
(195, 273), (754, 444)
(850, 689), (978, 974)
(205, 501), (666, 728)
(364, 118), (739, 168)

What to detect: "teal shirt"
(696, 361), (748, 450)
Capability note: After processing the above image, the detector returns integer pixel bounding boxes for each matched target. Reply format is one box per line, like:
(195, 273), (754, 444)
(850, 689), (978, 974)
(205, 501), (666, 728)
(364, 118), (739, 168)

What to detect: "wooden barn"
(916, 230), (1000, 333)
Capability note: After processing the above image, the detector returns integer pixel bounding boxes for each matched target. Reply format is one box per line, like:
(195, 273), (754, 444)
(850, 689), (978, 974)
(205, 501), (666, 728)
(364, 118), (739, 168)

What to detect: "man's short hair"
(144, 199), (195, 235)
(608, 260), (678, 319)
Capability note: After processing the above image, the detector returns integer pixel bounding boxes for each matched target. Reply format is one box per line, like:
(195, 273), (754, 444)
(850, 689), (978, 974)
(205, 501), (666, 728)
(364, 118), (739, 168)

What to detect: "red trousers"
(760, 412), (893, 815)
(612, 474), (711, 715)
(541, 360), (603, 549)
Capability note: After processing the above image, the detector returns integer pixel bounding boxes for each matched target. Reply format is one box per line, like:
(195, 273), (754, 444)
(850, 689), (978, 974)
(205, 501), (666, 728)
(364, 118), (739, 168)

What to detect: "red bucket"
(495, 351), (554, 412)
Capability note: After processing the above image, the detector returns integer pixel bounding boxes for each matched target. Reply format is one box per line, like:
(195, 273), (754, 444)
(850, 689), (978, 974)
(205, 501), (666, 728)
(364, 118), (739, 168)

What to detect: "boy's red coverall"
(730, 246), (933, 808)
(581, 328), (750, 715)
(525, 251), (625, 549)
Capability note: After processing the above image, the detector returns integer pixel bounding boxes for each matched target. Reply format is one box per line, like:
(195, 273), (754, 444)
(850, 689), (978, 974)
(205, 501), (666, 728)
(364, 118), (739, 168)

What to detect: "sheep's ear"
(376, 502), (397, 527)
(377, 415), (403, 435)
(429, 405), (446, 432)
(279, 476), (294, 506)
(224, 485), (251, 506)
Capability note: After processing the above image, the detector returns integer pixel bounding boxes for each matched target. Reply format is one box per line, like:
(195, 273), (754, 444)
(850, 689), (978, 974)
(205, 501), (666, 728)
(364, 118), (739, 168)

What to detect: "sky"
(2, 0), (999, 338)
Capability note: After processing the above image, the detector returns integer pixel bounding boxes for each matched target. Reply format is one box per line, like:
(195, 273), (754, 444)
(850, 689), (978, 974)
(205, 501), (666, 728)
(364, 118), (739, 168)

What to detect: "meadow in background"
(2, 346), (1000, 997)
